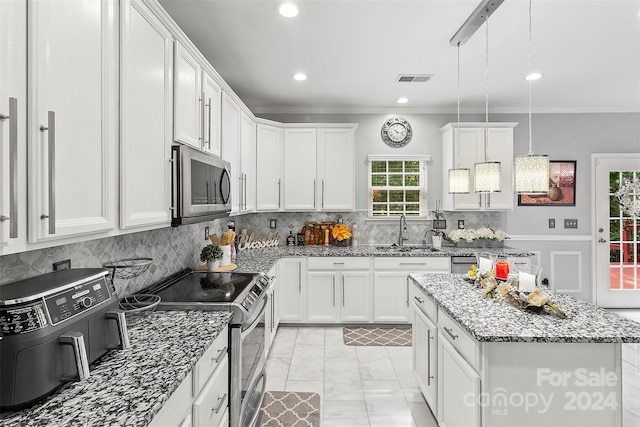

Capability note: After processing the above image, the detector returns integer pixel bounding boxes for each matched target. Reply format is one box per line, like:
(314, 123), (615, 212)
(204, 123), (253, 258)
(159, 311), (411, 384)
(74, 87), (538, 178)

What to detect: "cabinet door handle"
(40, 111), (56, 234)
(206, 97), (212, 149)
(239, 176), (243, 211)
(298, 262), (301, 293)
(322, 179), (325, 209)
(277, 179), (281, 208)
(427, 329), (432, 386)
(414, 296), (424, 304)
(0, 97), (18, 238)
(487, 193), (491, 208)
(443, 326), (458, 340)
(406, 277), (409, 307)
(313, 179), (316, 209)
(478, 194), (482, 208)
(213, 346), (227, 364)
(332, 276), (336, 306)
(199, 95), (204, 144)
(333, 262), (345, 265)
(244, 174), (247, 210)
(400, 262), (427, 266)
(342, 275), (345, 307)
(213, 392), (228, 414)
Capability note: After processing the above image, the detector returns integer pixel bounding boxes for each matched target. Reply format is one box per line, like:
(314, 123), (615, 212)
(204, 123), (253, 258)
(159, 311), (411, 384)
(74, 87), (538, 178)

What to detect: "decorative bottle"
(287, 231), (295, 246)
(352, 224), (358, 247)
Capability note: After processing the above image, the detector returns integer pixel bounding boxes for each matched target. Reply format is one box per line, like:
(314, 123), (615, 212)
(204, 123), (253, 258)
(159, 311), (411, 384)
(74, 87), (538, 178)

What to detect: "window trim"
(367, 154), (430, 219)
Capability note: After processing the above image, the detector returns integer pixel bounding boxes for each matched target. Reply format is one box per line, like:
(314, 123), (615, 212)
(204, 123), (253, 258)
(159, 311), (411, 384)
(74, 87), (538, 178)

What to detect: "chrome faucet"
(398, 214), (408, 247)
(423, 229), (437, 247)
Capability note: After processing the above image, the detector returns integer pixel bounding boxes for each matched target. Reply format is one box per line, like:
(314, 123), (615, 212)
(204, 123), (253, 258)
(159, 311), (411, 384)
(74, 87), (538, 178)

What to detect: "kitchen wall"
(261, 111), (640, 302)
(0, 220), (228, 296)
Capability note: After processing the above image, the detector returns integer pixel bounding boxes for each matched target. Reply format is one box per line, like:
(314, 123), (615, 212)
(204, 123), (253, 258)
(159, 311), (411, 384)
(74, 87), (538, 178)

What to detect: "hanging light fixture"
(449, 43), (470, 194)
(514, 0), (549, 194)
(474, 9), (501, 193)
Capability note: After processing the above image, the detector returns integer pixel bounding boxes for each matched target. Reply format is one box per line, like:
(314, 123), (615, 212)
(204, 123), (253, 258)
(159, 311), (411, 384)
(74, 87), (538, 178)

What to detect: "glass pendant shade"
(514, 154), (550, 194)
(448, 168), (470, 194)
(475, 161), (502, 192)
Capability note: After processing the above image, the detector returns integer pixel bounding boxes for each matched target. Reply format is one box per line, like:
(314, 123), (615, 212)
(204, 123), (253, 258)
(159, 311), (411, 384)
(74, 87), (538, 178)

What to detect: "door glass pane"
(609, 170), (640, 291)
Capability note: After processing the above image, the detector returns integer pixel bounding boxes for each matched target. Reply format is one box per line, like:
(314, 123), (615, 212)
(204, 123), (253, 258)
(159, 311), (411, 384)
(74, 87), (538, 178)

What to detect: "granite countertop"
(0, 310), (233, 427)
(233, 244), (532, 273)
(410, 273), (640, 344)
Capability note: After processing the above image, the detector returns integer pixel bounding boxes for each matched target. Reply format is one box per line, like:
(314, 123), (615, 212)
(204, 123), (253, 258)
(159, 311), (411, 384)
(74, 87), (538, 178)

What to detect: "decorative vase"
(548, 183), (563, 201)
(335, 238), (351, 247)
(220, 245), (232, 266)
(207, 259), (220, 272)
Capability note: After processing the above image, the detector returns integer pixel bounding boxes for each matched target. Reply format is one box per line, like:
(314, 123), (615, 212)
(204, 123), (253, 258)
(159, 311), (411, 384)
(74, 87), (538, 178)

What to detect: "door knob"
(598, 238), (607, 243)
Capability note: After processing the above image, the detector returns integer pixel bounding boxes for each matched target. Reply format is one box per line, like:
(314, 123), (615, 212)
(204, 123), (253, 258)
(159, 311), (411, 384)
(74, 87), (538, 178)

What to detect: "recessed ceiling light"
(525, 72), (544, 81)
(293, 73), (307, 81)
(278, 2), (299, 18)
(396, 97), (409, 104)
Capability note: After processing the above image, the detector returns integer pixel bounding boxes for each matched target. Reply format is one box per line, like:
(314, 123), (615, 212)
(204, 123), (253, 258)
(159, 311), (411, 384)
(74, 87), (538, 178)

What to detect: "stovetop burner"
(143, 269), (273, 324)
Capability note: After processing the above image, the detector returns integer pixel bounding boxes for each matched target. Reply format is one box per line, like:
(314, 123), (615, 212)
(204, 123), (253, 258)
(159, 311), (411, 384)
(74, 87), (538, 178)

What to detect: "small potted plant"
(200, 243), (223, 271)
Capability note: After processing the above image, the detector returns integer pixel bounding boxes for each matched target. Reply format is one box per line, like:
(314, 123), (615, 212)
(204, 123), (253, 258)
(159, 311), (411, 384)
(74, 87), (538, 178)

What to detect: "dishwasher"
(450, 256), (477, 274)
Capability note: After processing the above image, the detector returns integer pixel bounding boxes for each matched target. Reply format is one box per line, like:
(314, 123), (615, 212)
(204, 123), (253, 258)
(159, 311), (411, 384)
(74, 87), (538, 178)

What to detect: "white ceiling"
(158, 0), (640, 114)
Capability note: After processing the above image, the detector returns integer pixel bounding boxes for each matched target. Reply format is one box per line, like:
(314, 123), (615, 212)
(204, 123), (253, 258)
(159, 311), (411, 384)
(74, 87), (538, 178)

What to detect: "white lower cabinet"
(438, 335), (481, 427)
(150, 327), (229, 427)
(373, 257), (450, 323)
(278, 258), (306, 323)
(411, 293), (437, 411)
(306, 257), (371, 323)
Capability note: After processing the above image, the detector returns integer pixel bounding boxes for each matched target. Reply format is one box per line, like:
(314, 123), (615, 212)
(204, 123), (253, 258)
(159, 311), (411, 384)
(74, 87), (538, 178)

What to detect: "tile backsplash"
(0, 211), (502, 296)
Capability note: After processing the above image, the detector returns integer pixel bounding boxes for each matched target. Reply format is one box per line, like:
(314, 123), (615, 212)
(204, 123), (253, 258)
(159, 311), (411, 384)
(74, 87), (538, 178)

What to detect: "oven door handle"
(246, 367), (267, 427)
(240, 295), (267, 336)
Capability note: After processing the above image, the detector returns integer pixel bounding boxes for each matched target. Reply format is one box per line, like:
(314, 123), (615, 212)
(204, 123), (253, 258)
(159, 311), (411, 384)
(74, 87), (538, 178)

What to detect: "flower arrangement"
(331, 223), (352, 241)
(447, 227), (507, 243)
(468, 265), (566, 319)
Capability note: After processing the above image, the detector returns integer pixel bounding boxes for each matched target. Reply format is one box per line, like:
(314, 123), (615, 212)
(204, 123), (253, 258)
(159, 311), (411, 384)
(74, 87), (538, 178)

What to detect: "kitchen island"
(0, 310), (232, 427)
(409, 273), (640, 427)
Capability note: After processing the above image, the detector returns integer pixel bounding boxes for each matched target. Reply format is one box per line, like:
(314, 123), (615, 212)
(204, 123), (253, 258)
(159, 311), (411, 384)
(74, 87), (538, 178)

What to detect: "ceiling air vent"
(396, 74), (434, 83)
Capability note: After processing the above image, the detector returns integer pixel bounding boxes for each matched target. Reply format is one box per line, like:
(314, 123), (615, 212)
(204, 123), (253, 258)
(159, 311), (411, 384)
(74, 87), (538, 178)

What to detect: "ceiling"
(158, 0), (640, 115)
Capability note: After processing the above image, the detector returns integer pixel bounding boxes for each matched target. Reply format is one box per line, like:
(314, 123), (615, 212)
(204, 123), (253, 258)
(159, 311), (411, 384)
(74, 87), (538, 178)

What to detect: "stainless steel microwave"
(171, 145), (231, 226)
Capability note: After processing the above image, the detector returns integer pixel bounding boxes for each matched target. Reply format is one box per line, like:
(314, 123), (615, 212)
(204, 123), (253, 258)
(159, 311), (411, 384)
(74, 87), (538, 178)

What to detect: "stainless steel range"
(144, 269), (273, 427)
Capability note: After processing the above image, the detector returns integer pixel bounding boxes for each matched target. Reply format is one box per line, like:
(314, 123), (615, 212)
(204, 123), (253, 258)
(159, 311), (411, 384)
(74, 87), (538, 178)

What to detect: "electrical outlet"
(548, 219), (555, 229)
(270, 219), (277, 229)
(457, 220), (465, 229)
(204, 226), (210, 241)
(53, 259), (71, 270)
(564, 219), (578, 229)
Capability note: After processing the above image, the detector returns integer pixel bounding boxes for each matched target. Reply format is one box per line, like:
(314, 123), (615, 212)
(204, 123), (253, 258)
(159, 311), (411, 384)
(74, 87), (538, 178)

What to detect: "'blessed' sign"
(238, 232), (280, 251)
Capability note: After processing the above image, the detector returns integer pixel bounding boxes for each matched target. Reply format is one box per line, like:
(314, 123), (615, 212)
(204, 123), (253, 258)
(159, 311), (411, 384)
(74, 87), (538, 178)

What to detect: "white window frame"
(367, 154), (430, 219)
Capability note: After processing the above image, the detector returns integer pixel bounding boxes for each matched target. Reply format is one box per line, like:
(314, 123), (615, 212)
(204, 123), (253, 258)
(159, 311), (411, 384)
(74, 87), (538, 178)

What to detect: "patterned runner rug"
(257, 391), (321, 427)
(343, 326), (412, 346)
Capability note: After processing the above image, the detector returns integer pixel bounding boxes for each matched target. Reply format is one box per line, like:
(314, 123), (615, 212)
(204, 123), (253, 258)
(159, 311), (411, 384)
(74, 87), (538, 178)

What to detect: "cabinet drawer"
(437, 308), (479, 371)
(409, 284), (436, 321)
(307, 257), (370, 270)
(193, 356), (229, 427)
(374, 257), (450, 272)
(193, 327), (228, 396)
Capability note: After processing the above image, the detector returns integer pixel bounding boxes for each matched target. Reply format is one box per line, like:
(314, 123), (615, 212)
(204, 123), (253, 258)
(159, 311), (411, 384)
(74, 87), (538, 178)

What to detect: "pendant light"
(448, 43), (470, 194)
(474, 10), (501, 193)
(514, 0), (549, 194)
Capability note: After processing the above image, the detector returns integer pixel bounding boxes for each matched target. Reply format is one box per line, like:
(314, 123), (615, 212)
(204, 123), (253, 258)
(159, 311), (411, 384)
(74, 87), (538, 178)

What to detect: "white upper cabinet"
(281, 125), (357, 212)
(239, 112), (256, 212)
(0, 0), (27, 254)
(201, 71), (222, 157)
(221, 92), (241, 215)
(120, 0), (173, 230)
(283, 128), (317, 210)
(441, 123), (517, 211)
(28, 0), (117, 242)
(255, 124), (282, 211)
(173, 41), (202, 149)
(317, 128), (355, 211)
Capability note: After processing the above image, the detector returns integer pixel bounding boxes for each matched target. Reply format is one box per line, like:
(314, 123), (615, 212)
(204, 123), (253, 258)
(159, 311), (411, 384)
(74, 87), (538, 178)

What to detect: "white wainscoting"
(550, 251), (583, 294)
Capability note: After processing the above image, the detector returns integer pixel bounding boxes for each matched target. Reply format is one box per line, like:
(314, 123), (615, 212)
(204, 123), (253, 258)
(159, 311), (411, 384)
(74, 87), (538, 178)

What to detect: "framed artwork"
(518, 160), (577, 206)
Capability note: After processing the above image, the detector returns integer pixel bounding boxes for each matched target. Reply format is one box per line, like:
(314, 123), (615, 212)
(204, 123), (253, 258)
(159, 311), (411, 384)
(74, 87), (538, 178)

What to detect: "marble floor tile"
(390, 357), (419, 389)
(325, 357), (362, 384)
(268, 326), (298, 358)
(408, 401), (439, 427)
(323, 400), (370, 427)
(386, 346), (412, 360)
(324, 380), (365, 402)
(296, 326), (326, 346)
(285, 380), (324, 396)
(359, 357), (398, 381)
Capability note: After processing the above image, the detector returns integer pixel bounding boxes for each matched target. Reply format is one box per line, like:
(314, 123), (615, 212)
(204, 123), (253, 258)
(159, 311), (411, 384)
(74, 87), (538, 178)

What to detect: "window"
(368, 155), (429, 218)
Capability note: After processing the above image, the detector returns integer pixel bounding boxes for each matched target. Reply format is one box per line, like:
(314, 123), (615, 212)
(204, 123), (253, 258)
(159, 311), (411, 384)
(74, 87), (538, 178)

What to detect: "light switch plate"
(564, 219), (578, 229)
(457, 220), (465, 229)
(548, 219), (555, 228)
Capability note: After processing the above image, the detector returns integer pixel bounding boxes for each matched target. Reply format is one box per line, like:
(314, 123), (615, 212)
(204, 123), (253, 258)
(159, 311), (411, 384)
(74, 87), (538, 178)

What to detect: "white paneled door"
(594, 154), (640, 308)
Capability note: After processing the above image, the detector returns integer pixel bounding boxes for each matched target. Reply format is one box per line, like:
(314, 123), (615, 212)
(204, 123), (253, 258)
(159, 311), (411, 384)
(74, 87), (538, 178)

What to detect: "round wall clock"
(381, 117), (412, 148)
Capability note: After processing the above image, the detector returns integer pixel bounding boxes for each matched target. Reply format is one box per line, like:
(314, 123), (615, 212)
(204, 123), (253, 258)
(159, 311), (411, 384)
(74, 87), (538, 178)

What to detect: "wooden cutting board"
(195, 263), (238, 272)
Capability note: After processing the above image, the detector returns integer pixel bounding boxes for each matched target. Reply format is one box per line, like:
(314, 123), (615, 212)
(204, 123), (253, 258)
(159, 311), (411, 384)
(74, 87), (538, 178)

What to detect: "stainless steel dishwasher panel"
(450, 256), (477, 274)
